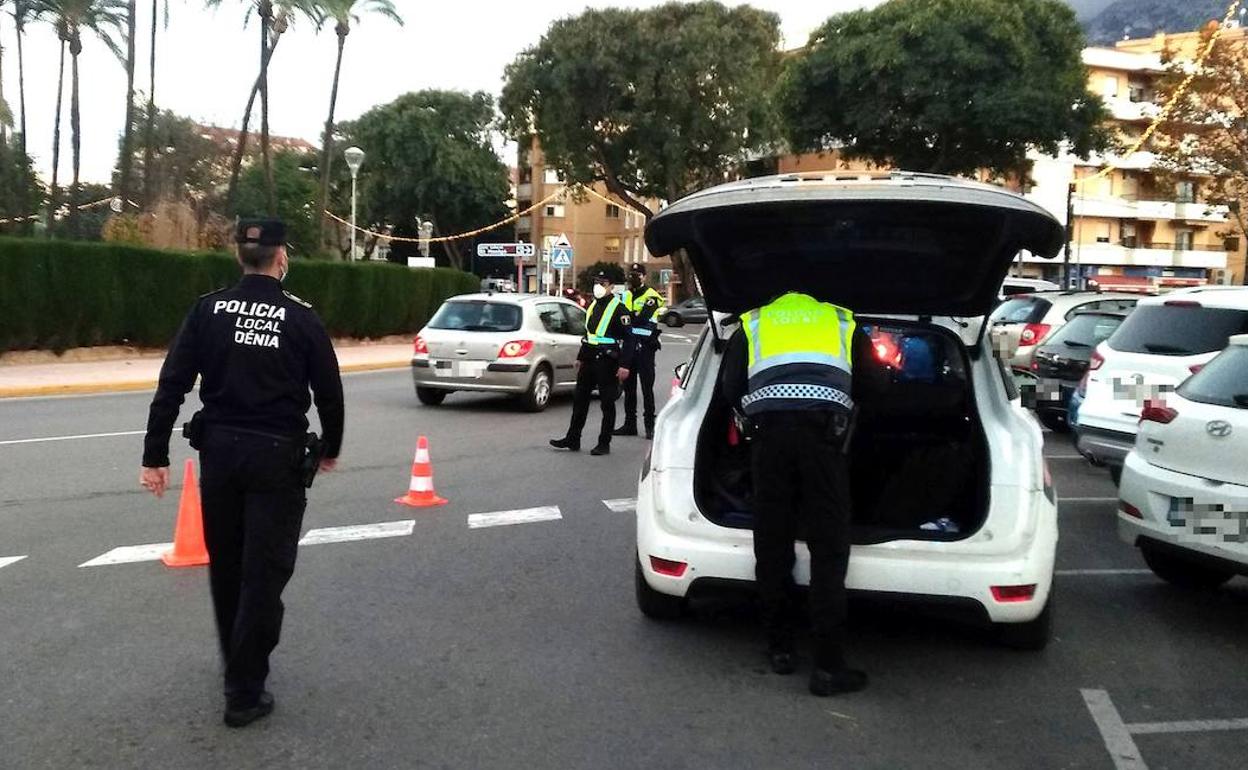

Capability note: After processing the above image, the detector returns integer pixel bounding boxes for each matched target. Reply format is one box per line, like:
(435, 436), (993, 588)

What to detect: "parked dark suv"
(1029, 310), (1130, 432)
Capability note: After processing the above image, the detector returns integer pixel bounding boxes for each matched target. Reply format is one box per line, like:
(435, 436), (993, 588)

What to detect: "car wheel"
(416, 387), (447, 406)
(993, 593), (1053, 651)
(664, 313), (683, 328)
(635, 555), (686, 620)
(520, 366), (553, 412)
(1037, 411), (1069, 433)
(1109, 465), (1122, 486)
(1141, 544), (1235, 590)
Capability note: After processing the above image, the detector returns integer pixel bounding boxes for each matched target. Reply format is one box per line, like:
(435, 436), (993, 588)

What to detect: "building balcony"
(1105, 98), (1162, 123)
(1072, 196), (1231, 224)
(516, 216), (532, 233)
(1066, 242), (1230, 270)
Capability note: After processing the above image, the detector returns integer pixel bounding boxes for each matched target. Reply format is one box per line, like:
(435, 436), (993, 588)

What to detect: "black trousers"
(621, 343), (657, 424)
(199, 428), (306, 706)
(566, 352), (620, 447)
(750, 410), (852, 669)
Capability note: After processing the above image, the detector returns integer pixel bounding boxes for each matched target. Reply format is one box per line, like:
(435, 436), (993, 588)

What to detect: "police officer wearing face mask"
(614, 263), (666, 440)
(550, 270), (635, 456)
(139, 218), (344, 728)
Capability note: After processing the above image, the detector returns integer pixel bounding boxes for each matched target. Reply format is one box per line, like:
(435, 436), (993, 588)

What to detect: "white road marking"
(0, 556), (28, 570)
(468, 505), (562, 529)
(1081, 689), (1148, 770)
(603, 498), (637, 513)
(1057, 569), (1151, 576)
(0, 429), (145, 446)
(79, 543), (172, 568)
(299, 520), (414, 546)
(1128, 718), (1248, 735)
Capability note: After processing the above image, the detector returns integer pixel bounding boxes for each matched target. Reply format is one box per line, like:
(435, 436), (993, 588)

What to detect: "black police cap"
(628, 262), (645, 275)
(593, 270), (614, 282)
(235, 218), (287, 246)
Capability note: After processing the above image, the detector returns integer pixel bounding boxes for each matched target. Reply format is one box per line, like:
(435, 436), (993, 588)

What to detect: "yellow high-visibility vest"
(740, 292), (855, 415)
(586, 295), (622, 346)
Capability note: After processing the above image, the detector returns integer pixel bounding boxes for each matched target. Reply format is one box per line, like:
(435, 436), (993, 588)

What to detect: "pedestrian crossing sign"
(550, 233), (574, 269)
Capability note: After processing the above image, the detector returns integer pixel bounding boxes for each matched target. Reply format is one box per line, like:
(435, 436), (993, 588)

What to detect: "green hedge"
(0, 238), (479, 352)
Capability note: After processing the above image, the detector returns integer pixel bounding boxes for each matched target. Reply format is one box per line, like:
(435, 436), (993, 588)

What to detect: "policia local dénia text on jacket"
(142, 274), (345, 468)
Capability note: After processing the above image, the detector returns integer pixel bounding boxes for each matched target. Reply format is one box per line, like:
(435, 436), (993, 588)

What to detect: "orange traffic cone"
(395, 436), (448, 508)
(162, 459), (210, 567)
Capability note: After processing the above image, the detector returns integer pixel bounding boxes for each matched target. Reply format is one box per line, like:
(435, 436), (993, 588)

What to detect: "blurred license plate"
(432, 360), (486, 378)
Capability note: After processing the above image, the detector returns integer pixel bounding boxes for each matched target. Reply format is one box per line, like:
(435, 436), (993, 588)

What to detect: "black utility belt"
(585, 346), (620, 358)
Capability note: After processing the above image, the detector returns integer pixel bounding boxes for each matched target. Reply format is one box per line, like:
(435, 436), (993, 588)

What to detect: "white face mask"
(593, 284), (609, 299)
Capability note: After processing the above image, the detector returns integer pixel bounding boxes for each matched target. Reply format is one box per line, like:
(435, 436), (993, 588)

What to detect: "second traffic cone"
(162, 458), (210, 568)
(395, 436), (448, 508)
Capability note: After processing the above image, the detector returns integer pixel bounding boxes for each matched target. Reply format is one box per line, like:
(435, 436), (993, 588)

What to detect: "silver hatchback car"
(411, 293), (587, 411)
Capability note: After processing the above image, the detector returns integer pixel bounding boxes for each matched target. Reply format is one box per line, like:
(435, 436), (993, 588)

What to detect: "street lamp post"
(344, 146), (366, 261)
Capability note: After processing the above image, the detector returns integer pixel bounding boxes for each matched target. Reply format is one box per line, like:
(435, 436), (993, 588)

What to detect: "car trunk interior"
(693, 320), (991, 545)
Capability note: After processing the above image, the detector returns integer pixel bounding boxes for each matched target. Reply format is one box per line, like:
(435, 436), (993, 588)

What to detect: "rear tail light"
(1120, 501), (1143, 519)
(498, 340), (535, 359)
(990, 584), (1037, 603)
(1019, 323), (1052, 347)
(1088, 350), (1105, 371)
(413, 336), (428, 355)
(1030, 360), (1040, 371)
(649, 556), (688, 577)
(1188, 364), (1205, 375)
(1140, 402), (1178, 424)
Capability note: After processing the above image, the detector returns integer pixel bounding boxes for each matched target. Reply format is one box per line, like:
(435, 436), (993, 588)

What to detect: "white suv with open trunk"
(634, 172), (1065, 649)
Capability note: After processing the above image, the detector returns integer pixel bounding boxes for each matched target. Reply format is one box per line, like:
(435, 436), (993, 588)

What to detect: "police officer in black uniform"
(550, 270), (635, 456)
(615, 262), (665, 439)
(139, 218), (344, 728)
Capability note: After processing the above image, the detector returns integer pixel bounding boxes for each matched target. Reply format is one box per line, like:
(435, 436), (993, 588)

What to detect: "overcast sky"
(8, 1), (886, 185)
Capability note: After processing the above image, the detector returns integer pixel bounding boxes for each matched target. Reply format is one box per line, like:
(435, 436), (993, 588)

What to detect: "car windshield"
(991, 296), (1052, 325)
(1108, 305), (1248, 356)
(428, 301), (523, 332)
(1045, 313), (1124, 349)
(1179, 345), (1248, 409)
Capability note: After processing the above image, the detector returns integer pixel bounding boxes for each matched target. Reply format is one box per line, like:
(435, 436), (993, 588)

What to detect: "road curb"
(0, 360), (409, 399)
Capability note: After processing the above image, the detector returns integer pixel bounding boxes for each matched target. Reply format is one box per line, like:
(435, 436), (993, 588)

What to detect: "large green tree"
(116, 109), (228, 206)
(500, 1), (782, 296)
(779, 0), (1108, 177)
(335, 90), (510, 269)
(0, 135), (42, 235)
(231, 149), (319, 256)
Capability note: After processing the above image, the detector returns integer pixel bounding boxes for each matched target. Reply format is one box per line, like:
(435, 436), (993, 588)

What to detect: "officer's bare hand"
(616, 367), (631, 381)
(140, 466), (170, 498)
(319, 458), (338, 472)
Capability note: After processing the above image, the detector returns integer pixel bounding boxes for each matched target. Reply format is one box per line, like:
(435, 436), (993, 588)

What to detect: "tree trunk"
(48, 40), (66, 236)
(665, 180), (695, 302)
(118, 0), (138, 206)
(225, 33), (284, 210)
(69, 39), (82, 237)
(16, 13), (27, 158)
(1, 15), (7, 146)
(317, 25), (348, 254)
(259, 3), (275, 216)
(142, 0), (157, 209)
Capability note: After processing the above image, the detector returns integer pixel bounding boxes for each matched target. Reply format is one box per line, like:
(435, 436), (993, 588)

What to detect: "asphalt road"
(1, 332), (1245, 769)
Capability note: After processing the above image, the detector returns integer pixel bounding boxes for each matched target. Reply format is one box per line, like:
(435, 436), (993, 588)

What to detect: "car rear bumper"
(1075, 424), (1134, 467)
(411, 358), (533, 393)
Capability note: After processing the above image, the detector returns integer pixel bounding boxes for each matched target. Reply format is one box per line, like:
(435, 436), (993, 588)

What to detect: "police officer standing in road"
(550, 270), (634, 456)
(614, 263), (666, 440)
(139, 219), (344, 728)
(721, 291), (878, 697)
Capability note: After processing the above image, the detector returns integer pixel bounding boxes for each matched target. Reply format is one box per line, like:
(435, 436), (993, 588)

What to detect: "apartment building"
(514, 138), (669, 294)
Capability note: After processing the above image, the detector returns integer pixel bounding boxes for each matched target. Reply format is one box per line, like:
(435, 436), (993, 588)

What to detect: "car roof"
(449, 293), (575, 306)
(1136, 286), (1248, 309)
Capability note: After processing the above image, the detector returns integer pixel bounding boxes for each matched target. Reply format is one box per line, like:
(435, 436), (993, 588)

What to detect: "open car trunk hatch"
(646, 173), (1064, 318)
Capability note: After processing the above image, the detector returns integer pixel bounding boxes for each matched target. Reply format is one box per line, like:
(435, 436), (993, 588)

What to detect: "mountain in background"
(1081, 0), (1232, 45)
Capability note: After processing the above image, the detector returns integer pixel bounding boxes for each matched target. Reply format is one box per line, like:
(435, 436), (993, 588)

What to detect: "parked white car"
(1076, 287), (1248, 483)
(634, 172), (1066, 649)
(989, 290), (1140, 371)
(1118, 334), (1248, 588)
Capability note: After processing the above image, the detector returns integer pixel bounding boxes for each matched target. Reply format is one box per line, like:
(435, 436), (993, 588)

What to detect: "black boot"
(809, 667), (868, 697)
(644, 416), (655, 440)
(767, 640), (798, 675)
(224, 692), (275, 728)
(613, 421), (638, 437)
(590, 442), (611, 456)
(549, 436), (580, 451)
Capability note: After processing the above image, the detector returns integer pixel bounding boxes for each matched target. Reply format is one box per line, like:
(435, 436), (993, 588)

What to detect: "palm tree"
(141, 0), (163, 208)
(117, 0), (136, 206)
(46, 15), (69, 233)
(13, 2), (49, 158)
(314, 0), (401, 250)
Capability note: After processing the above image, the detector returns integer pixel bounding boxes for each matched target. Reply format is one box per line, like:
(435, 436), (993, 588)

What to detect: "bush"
(0, 238), (478, 352)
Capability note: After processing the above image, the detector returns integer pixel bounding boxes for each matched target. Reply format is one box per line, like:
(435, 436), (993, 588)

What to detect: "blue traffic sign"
(551, 247), (573, 269)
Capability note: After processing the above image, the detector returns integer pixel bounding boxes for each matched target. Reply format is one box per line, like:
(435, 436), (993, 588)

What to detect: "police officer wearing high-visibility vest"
(721, 291), (877, 697)
(614, 262), (666, 439)
(550, 270), (635, 456)
(139, 218), (344, 727)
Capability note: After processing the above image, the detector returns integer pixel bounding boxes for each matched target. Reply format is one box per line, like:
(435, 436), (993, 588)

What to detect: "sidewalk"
(0, 339), (414, 398)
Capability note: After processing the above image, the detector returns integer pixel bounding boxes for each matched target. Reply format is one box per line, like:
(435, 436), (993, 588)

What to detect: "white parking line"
(0, 429), (146, 446)
(299, 520), (414, 546)
(603, 498), (637, 513)
(79, 543), (171, 568)
(1082, 688), (1248, 769)
(0, 556), (28, 570)
(1057, 569), (1151, 576)
(1129, 718), (1248, 735)
(468, 505), (562, 529)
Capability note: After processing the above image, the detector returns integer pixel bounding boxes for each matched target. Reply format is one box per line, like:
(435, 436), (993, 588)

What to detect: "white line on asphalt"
(79, 543), (171, 568)
(468, 505), (562, 529)
(0, 556), (28, 570)
(1128, 718), (1248, 735)
(603, 498), (637, 513)
(1082, 689), (1148, 770)
(0, 429), (146, 446)
(1057, 569), (1151, 576)
(299, 520), (415, 546)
